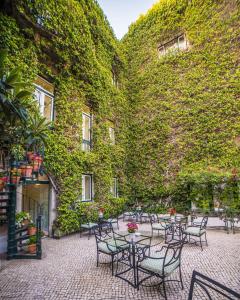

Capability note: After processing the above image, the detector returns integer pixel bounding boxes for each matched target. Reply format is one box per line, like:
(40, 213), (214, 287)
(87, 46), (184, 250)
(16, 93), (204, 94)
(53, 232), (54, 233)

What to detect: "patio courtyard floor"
(0, 220), (240, 300)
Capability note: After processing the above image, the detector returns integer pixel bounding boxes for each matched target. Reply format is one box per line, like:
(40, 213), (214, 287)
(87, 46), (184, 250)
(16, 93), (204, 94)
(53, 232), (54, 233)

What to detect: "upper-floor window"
(34, 77), (54, 122)
(158, 34), (189, 58)
(82, 112), (92, 151)
(109, 127), (115, 145)
(82, 174), (93, 202)
(110, 177), (118, 198)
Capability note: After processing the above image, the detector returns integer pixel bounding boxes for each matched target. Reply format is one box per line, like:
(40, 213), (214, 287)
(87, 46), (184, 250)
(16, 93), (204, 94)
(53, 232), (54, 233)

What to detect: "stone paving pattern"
(0, 220), (240, 300)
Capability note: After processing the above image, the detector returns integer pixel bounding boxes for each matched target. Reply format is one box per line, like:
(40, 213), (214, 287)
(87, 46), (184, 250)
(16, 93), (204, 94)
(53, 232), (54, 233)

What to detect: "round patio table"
(114, 231), (158, 288)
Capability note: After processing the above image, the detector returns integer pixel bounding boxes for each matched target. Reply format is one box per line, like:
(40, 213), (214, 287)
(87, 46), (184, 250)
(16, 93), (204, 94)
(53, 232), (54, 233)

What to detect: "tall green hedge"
(123, 0), (240, 210)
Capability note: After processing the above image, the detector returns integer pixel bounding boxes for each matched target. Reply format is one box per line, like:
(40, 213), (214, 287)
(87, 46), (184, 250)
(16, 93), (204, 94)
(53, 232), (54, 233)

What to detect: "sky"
(97, 0), (158, 39)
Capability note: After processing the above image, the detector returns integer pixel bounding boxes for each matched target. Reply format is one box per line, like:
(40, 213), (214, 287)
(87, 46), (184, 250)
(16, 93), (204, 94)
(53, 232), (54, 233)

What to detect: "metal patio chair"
(79, 214), (98, 240)
(183, 216), (208, 250)
(150, 214), (171, 242)
(94, 222), (129, 275)
(188, 270), (240, 299)
(137, 237), (186, 299)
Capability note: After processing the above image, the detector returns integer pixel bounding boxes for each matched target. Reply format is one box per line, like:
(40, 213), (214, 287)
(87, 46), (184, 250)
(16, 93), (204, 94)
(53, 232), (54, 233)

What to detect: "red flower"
(127, 222), (138, 233)
(168, 208), (176, 216)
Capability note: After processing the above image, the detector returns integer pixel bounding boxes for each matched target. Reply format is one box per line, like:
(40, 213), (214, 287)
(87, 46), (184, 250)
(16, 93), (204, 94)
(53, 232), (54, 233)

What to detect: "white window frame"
(82, 112), (92, 151)
(110, 177), (118, 198)
(109, 127), (115, 145)
(34, 84), (54, 121)
(158, 34), (188, 58)
(82, 174), (93, 202)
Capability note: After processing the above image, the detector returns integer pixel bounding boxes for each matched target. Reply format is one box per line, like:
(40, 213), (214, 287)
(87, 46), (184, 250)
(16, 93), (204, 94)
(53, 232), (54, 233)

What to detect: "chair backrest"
(162, 236), (186, 275)
(200, 216), (208, 229)
(93, 222), (113, 242)
(150, 214), (158, 224)
(79, 213), (89, 226)
(188, 270), (240, 300)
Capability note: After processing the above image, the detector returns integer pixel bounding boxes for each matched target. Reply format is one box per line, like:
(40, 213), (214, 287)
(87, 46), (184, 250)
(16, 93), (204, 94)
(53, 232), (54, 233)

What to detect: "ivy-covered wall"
(1, 0), (240, 224)
(123, 0), (240, 210)
(0, 0), (129, 232)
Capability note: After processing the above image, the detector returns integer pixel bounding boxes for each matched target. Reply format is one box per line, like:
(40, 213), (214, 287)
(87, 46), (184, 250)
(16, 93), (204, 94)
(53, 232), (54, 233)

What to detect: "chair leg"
(88, 228), (91, 240)
(97, 251), (99, 267)
(111, 255), (114, 276)
(80, 228), (82, 238)
(200, 235), (203, 251)
(162, 277), (167, 300)
(205, 232), (208, 246)
(179, 265), (184, 290)
(136, 265), (139, 290)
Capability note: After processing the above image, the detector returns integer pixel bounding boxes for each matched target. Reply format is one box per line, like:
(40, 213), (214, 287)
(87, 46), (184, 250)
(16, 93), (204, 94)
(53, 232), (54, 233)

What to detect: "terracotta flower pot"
(0, 180), (5, 191)
(28, 244), (36, 254)
(11, 176), (20, 184)
(28, 227), (37, 236)
(21, 165), (33, 177)
(32, 156), (43, 172)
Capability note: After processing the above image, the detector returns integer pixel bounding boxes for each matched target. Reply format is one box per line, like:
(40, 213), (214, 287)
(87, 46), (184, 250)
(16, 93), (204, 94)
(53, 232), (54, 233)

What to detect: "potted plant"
(20, 164), (33, 177)
(11, 168), (21, 184)
(127, 222), (138, 242)
(27, 235), (37, 254)
(28, 223), (37, 236)
(32, 154), (43, 172)
(169, 208), (177, 221)
(16, 211), (32, 228)
(98, 207), (104, 219)
(0, 174), (8, 191)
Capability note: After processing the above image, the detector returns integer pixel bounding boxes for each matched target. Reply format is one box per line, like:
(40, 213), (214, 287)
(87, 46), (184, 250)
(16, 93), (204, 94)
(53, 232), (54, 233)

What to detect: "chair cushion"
(140, 254), (179, 276)
(184, 226), (206, 236)
(81, 222), (97, 229)
(98, 239), (129, 254)
(152, 223), (169, 230)
(107, 218), (118, 223)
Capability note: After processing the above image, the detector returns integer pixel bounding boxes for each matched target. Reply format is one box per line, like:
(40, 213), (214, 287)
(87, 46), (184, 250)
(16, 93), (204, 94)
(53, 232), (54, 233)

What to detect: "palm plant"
(0, 49), (34, 151)
(0, 49), (50, 156)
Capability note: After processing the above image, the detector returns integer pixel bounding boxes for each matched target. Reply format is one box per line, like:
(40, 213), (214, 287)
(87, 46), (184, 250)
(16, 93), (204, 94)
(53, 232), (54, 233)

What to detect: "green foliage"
(123, 0), (240, 210)
(0, 0), (129, 232)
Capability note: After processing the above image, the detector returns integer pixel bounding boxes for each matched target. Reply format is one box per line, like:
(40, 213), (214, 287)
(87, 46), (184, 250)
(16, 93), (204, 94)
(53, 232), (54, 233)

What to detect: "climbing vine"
(0, 0), (129, 232)
(123, 0), (240, 211)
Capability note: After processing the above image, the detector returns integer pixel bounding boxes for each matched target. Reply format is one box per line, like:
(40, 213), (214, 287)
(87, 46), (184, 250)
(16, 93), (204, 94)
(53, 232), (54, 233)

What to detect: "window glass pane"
(44, 94), (53, 121)
(82, 114), (91, 141)
(85, 176), (91, 200)
(178, 35), (187, 50)
(34, 89), (43, 114)
(109, 127), (115, 144)
(111, 178), (117, 197)
(82, 175), (92, 201)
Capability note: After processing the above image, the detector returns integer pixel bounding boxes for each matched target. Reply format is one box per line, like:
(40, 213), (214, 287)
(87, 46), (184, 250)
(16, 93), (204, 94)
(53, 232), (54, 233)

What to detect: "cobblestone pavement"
(0, 221), (240, 300)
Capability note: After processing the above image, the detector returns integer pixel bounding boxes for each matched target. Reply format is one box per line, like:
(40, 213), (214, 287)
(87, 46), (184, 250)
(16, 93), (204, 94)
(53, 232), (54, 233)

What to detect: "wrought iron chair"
(188, 270), (240, 299)
(137, 237), (186, 299)
(183, 216), (208, 250)
(107, 215), (119, 229)
(123, 211), (135, 222)
(150, 214), (170, 242)
(94, 222), (129, 275)
(79, 214), (98, 240)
